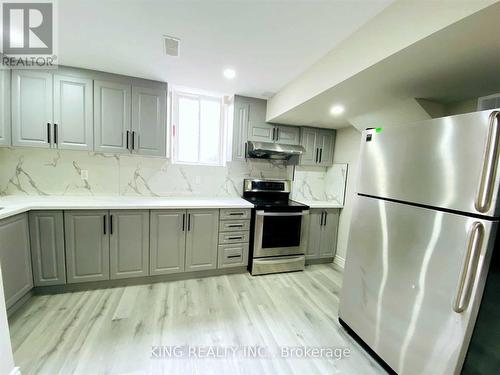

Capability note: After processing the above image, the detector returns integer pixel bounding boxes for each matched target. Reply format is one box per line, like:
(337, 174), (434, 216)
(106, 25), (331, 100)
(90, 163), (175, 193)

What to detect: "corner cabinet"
(0, 69), (11, 146)
(0, 213), (33, 309)
(299, 127), (336, 166)
(306, 208), (339, 260)
(29, 211), (66, 286)
(185, 209), (219, 271)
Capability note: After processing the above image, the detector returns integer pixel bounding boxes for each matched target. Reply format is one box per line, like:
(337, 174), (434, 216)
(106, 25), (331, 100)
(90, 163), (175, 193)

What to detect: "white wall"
(0, 267), (16, 375)
(332, 126), (362, 261)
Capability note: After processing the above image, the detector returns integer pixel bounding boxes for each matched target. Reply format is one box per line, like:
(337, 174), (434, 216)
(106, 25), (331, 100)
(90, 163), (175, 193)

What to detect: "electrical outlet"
(81, 170), (89, 180)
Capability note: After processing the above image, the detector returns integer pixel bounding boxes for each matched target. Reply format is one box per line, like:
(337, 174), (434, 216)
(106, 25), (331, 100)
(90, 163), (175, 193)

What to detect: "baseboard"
(333, 255), (345, 269)
(305, 257), (334, 265)
(9, 367), (21, 375)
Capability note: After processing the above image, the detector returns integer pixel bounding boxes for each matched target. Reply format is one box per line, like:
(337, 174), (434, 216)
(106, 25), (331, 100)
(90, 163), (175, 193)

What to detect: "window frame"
(171, 89), (226, 166)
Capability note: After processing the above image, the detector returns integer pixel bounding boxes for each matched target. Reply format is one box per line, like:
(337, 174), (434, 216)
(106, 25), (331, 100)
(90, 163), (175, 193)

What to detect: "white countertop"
(0, 196), (254, 220)
(295, 200), (344, 209)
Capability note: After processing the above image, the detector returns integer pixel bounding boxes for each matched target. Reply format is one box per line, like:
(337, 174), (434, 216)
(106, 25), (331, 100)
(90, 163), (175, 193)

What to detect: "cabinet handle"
(324, 211), (327, 226)
(103, 215), (107, 235)
(227, 224), (243, 228)
(244, 142), (248, 159)
(47, 123), (51, 144)
(319, 149), (323, 163)
(132, 131), (136, 150)
(187, 214), (191, 231)
(227, 255), (242, 259)
(110, 214), (113, 235)
(320, 211), (324, 226)
(228, 236), (243, 240)
(54, 124), (58, 145)
(276, 127), (280, 141)
(272, 128), (276, 141)
(126, 131), (130, 150)
(229, 212), (244, 216)
(182, 213), (185, 231)
(315, 148), (319, 163)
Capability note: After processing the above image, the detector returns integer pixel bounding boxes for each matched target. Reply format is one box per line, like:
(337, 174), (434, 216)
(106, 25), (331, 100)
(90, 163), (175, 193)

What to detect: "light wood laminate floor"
(9, 264), (386, 375)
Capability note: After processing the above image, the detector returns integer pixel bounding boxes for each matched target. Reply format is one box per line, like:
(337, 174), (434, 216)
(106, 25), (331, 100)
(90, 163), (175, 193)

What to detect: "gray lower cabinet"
(109, 210), (149, 280)
(306, 208), (339, 259)
(29, 211), (66, 286)
(64, 210), (110, 283)
(0, 69), (11, 146)
(185, 209), (219, 271)
(150, 210), (186, 275)
(218, 243), (249, 269)
(0, 213), (33, 308)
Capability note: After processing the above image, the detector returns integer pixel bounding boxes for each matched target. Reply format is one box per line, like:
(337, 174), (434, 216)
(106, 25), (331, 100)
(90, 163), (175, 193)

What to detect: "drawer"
(218, 243), (249, 268)
(220, 209), (251, 220)
(219, 220), (250, 232)
(218, 231), (249, 244)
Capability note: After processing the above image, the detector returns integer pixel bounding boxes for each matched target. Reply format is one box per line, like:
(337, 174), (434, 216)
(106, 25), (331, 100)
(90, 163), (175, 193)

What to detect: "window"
(172, 89), (225, 166)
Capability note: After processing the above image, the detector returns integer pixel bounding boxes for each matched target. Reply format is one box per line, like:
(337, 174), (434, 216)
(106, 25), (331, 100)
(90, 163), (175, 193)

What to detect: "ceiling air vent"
(164, 35), (180, 57)
(478, 93), (500, 111)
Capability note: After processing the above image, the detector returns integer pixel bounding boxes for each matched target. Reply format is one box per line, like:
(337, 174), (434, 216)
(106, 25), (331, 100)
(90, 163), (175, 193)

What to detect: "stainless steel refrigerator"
(339, 109), (500, 375)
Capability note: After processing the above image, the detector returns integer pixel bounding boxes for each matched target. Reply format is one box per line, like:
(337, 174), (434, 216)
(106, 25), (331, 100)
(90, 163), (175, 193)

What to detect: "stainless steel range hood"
(246, 141), (305, 160)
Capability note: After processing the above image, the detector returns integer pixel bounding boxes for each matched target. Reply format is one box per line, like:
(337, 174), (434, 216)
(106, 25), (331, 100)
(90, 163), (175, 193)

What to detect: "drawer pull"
(228, 236), (243, 240)
(227, 255), (241, 259)
(227, 224), (243, 228)
(229, 212), (244, 216)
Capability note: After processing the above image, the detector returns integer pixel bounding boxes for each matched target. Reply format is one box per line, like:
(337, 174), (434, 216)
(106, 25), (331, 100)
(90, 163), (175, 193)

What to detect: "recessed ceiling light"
(223, 68), (236, 80)
(330, 104), (344, 116)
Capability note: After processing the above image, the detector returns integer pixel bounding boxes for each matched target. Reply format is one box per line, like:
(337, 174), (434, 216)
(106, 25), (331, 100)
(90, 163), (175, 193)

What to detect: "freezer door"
(339, 195), (496, 375)
(357, 109), (500, 217)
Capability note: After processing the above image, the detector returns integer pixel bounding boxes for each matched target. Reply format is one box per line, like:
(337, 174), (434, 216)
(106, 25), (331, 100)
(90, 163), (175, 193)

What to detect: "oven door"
(253, 210), (309, 257)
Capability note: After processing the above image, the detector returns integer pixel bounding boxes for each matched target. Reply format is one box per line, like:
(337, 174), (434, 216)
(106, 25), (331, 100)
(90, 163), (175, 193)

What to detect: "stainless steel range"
(243, 179), (309, 275)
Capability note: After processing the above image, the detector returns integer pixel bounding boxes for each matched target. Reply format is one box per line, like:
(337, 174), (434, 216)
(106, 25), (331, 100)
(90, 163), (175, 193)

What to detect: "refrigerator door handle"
(453, 222), (484, 313)
(475, 111), (500, 213)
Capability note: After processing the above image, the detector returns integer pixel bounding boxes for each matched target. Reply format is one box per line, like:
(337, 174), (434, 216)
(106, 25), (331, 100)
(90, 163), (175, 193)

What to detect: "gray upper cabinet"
(64, 210), (110, 283)
(53, 74), (94, 151)
(232, 98), (249, 161)
(299, 127), (336, 166)
(94, 80), (131, 154)
(29, 211), (66, 286)
(131, 86), (167, 157)
(275, 125), (300, 145)
(185, 209), (219, 272)
(0, 70), (11, 146)
(306, 208), (339, 259)
(0, 213), (33, 309)
(11, 70), (53, 148)
(317, 129), (335, 166)
(248, 122), (275, 143)
(109, 210), (149, 280)
(150, 210), (186, 275)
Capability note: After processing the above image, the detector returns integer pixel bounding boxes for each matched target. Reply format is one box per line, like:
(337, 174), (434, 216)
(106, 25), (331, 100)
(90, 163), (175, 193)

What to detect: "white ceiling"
(57, 0), (392, 97)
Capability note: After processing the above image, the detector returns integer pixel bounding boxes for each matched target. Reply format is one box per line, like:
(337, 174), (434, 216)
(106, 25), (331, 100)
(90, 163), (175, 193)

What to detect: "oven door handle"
(256, 210), (309, 217)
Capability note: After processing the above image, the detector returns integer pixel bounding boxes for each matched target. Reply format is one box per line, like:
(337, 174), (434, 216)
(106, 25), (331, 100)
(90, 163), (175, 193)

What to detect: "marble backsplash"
(0, 148), (291, 197)
(291, 164), (348, 206)
(0, 148), (347, 204)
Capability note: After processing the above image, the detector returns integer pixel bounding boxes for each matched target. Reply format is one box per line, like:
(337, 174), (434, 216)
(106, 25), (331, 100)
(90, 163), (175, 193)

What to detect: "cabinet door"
(317, 129), (336, 166)
(0, 70), (11, 146)
(64, 210), (110, 283)
(94, 80), (131, 153)
(232, 100), (249, 161)
(150, 210), (186, 275)
(53, 75), (93, 151)
(131, 86), (167, 156)
(29, 211), (66, 286)
(185, 209), (219, 271)
(276, 125), (300, 145)
(306, 209), (322, 259)
(299, 128), (318, 166)
(109, 210), (149, 280)
(319, 209), (339, 257)
(0, 214), (33, 309)
(11, 70), (52, 148)
(247, 122), (275, 143)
